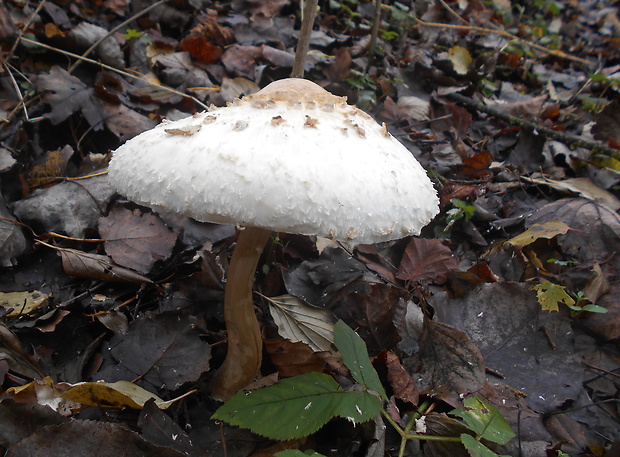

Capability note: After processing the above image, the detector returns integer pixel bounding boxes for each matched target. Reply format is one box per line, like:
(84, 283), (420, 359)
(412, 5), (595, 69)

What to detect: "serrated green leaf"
(275, 450), (327, 457)
(212, 372), (381, 440)
(333, 321), (387, 401)
(460, 434), (510, 457)
(451, 397), (515, 445)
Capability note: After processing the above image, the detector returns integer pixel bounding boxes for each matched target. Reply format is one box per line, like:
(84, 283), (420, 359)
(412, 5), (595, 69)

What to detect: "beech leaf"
(266, 294), (336, 352)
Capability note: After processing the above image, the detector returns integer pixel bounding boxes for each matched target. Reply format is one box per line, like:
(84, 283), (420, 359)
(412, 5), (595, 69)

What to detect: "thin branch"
(67, 0), (170, 74)
(6, 0), (48, 60)
(291, 0), (319, 78)
(366, 0), (383, 71)
(18, 36), (210, 110)
(444, 91), (620, 158)
(414, 16), (597, 68)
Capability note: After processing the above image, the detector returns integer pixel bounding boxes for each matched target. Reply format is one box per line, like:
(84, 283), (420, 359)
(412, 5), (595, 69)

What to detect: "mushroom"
(107, 78), (439, 400)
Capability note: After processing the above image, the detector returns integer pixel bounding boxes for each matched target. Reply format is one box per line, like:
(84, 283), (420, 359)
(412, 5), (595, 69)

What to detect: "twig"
(444, 91), (620, 158)
(414, 16), (596, 68)
(6, 0), (48, 60)
(67, 0), (169, 74)
(366, 0), (383, 71)
(291, 0), (319, 78)
(18, 36), (210, 110)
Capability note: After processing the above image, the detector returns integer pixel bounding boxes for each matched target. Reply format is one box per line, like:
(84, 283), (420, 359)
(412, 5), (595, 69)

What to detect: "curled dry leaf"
(60, 248), (152, 283)
(265, 294), (336, 352)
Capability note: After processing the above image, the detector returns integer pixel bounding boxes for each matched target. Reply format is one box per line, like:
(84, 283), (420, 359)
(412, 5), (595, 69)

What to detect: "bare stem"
(291, 0), (319, 78)
(210, 226), (272, 401)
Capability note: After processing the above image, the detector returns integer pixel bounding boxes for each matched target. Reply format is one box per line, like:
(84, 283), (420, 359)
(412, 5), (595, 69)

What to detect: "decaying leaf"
(532, 281), (575, 312)
(99, 207), (179, 275)
(60, 380), (193, 410)
(25, 145), (74, 189)
(60, 248), (152, 283)
(448, 45), (472, 75)
(4, 419), (186, 457)
(97, 313), (211, 390)
(379, 351), (419, 406)
(11, 174), (116, 238)
(409, 318), (485, 404)
(522, 176), (620, 211)
(396, 238), (459, 284)
(0, 197), (28, 267)
(263, 337), (326, 378)
(265, 294), (336, 352)
(0, 291), (50, 317)
(506, 220), (572, 248)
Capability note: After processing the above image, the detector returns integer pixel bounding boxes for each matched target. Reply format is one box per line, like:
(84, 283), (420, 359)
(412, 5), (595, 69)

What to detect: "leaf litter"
(1, 0), (619, 455)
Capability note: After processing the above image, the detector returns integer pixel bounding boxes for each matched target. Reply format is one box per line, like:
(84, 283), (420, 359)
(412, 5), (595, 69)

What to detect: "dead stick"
(68, 0), (170, 74)
(444, 91), (620, 158)
(291, 0), (319, 78)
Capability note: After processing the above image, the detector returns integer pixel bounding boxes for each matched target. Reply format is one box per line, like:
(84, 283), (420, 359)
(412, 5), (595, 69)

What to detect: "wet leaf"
(381, 351), (419, 405)
(60, 248), (152, 283)
(12, 174), (115, 238)
(412, 318), (485, 403)
(99, 207), (179, 275)
(97, 313), (210, 390)
(506, 220), (571, 247)
(0, 291), (50, 317)
(396, 238), (459, 284)
(263, 337), (326, 378)
(60, 380), (192, 409)
(532, 281), (575, 312)
(448, 46), (472, 75)
(35, 66), (105, 127)
(266, 294), (336, 352)
(5, 420), (186, 457)
(138, 400), (200, 456)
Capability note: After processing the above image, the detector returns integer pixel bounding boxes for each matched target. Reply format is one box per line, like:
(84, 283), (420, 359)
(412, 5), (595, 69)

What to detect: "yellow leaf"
(507, 221), (571, 247)
(448, 46), (472, 75)
(532, 281), (575, 312)
(60, 380), (193, 410)
(0, 291), (50, 317)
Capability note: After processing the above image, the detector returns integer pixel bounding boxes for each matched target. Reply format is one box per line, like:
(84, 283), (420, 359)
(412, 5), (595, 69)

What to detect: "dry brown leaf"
(99, 207), (179, 275)
(263, 337), (325, 378)
(396, 238), (459, 284)
(60, 248), (152, 283)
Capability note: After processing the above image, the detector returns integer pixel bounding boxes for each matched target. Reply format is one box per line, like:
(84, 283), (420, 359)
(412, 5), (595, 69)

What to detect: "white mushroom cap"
(108, 78), (439, 245)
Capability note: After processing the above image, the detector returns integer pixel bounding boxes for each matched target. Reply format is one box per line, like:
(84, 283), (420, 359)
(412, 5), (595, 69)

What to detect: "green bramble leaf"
(333, 320), (388, 401)
(275, 450), (326, 457)
(451, 397), (515, 445)
(211, 372), (381, 440)
(460, 434), (511, 457)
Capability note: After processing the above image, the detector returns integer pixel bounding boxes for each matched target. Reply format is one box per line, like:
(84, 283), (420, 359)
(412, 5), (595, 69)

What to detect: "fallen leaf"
(96, 313), (211, 391)
(0, 197), (28, 267)
(396, 238), (459, 284)
(412, 318), (485, 404)
(60, 248), (152, 283)
(5, 420), (186, 457)
(25, 145), (73, 189)
(35, 66), (105, 127)
(99, 207), (179, 275)
(11, 174), (115, 238)
(593, 100), (620, 147)
(60, 380), (193, 410)
(263, 337), (326, 378)
(522, 176), (620, 211)
(265, 294), (336, 352)
(380, 351), (419, 406)
(0, 291), (50, 317)
(532, 281), (575, 312)
(448, 45), (472, 75)
(506, 220), (572, 247)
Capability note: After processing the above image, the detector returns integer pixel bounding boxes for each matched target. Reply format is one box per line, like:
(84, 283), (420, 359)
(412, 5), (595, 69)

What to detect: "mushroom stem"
(210, 226), (272, 400)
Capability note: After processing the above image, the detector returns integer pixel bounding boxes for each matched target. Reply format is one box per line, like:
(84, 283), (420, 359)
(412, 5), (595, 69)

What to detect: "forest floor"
(0, 0), (620, 456)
